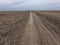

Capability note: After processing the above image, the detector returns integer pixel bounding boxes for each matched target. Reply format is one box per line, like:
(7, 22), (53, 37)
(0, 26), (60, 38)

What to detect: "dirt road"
(20, 12), (60, 45)
(0, 12), (60, 45)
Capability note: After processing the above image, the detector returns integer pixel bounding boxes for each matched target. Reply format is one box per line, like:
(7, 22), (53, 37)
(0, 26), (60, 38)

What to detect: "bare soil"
(0, 11), (60, 45)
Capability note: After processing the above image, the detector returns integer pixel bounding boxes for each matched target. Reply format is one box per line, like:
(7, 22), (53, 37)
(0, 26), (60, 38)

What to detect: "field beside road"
(0, 11), (29, 45)
(0, 11), (60, 45)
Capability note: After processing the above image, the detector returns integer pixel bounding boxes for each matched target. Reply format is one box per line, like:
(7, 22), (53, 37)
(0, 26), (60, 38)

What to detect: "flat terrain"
(0, 11), (60, 45)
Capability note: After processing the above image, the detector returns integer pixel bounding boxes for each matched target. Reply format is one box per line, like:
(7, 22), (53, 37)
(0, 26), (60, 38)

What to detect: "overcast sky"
(0, 0), (60, 11)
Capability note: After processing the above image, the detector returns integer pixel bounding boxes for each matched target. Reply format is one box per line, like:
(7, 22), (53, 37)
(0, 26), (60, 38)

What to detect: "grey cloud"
(0, 0), (60, 11)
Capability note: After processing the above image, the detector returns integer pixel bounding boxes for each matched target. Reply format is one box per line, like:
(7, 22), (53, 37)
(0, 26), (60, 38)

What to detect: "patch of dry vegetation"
(0, 11), (29, 45)
(35, 12), (60, 28)
(34, 12), (60, 42)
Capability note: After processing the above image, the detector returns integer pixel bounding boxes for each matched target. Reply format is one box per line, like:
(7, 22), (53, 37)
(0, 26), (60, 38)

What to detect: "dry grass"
(34, 11), (60, 28)
(0, 11), (29, 45)
(34, 11), (60, 43)
(0, 11), (60, 45)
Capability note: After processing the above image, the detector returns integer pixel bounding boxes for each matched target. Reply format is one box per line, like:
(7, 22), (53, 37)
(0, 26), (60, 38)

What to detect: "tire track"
(0, 12), (60, 45)
(20, 12), (39, 45)
(32, 12), (60, 45)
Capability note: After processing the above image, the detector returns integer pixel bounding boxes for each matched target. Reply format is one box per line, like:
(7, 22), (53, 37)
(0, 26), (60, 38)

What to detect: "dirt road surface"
(0, 12), (60, 45)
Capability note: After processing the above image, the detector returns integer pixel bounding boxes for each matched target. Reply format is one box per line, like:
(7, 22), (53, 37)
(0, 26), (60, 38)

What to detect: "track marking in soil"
(32, 12), (60, 45)
(21, 12), (39, 45)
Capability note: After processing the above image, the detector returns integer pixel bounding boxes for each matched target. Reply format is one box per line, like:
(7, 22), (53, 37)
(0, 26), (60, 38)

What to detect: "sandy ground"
(0, 12), (60, 45)
(20, 13), (39, 45)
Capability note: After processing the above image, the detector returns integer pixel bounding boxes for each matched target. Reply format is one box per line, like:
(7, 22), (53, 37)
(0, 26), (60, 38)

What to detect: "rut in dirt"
(20, 12), (39, 45)
(1, 12), (60, 45)
(19, 12), (60, 45)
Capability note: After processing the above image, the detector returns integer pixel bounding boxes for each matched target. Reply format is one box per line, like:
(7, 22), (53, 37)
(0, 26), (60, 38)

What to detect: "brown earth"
(0, 11), (60, 45)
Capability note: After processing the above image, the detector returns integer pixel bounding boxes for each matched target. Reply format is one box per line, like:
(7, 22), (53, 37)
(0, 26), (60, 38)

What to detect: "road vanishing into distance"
(0, 12), (60, 45)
